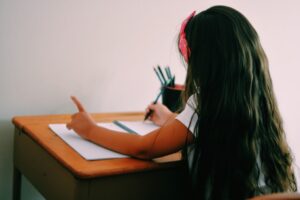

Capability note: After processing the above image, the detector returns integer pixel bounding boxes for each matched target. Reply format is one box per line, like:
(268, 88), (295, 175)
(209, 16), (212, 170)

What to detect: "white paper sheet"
(48, 121), (159, 160)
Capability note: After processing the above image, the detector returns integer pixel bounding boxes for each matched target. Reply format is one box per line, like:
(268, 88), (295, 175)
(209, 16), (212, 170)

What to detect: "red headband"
(179, 11), (196, 63)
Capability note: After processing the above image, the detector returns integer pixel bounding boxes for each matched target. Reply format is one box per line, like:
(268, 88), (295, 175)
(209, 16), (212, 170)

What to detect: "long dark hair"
(181, 5), (296, 199)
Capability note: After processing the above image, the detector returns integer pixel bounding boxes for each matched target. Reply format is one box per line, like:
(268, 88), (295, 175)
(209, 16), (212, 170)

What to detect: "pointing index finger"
(71, 96), (86, 112)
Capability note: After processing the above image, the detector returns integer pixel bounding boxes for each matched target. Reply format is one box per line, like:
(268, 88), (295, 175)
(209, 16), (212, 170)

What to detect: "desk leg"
(13, 167), (22, 200)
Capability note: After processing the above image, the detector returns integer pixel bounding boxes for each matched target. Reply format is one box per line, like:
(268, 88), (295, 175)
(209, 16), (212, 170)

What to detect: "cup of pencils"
(153, 65), (184, 112)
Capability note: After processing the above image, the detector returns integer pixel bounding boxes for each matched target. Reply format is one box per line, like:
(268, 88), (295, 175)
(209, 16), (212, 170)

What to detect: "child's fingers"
(148, 103), (158, 111)
(146, 104), (154, 113)
(71, 96), (86, 112)
(149, 115), (153, 121)
(66, 122), (72, 130)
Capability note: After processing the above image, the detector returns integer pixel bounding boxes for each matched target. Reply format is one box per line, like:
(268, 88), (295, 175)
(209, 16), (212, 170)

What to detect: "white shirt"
(175, 95), (299, 191)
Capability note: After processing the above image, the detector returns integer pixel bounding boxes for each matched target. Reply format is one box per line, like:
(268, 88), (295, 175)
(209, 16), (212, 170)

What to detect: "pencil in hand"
(144, 90), (162, 121)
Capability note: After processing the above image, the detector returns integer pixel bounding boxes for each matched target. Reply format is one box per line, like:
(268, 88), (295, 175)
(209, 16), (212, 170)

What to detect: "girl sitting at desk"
(67, 5), (298, 200)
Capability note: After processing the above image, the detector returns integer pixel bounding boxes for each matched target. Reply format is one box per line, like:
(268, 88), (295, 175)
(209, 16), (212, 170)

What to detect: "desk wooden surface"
(13, 112), (182, 178)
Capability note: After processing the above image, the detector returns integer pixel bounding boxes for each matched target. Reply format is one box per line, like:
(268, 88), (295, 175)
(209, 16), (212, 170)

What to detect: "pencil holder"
(162, 84), (185, 112)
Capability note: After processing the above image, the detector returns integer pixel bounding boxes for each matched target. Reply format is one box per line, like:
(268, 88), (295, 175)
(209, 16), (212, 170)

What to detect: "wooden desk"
(12, 112), (188, 200)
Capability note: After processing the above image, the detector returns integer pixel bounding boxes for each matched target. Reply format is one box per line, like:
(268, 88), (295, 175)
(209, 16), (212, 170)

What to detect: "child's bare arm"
(67, 96), (193, 159)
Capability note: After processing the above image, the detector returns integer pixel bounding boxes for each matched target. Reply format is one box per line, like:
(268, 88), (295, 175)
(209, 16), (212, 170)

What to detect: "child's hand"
(66, 96), (97, 140)
(145, 103), (175, 126)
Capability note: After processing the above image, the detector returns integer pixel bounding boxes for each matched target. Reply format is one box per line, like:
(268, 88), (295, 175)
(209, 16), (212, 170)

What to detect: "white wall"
(0, 1), (299, 199)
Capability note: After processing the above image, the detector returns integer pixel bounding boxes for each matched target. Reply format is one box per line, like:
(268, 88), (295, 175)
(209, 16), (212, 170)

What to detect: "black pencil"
(157, 65), (167, 85)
